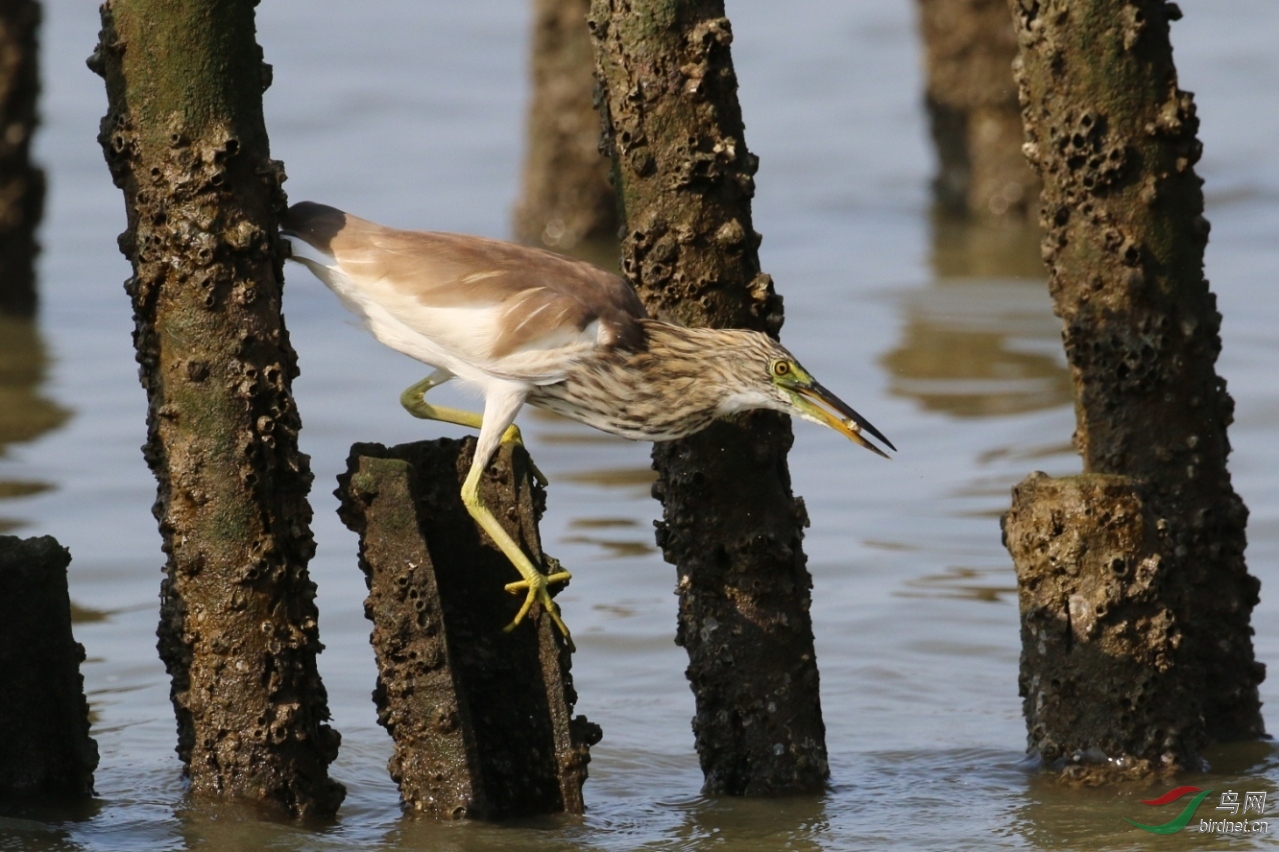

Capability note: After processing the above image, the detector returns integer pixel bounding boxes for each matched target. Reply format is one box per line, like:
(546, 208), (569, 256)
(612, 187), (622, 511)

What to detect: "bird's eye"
(771, 360), (791, 377)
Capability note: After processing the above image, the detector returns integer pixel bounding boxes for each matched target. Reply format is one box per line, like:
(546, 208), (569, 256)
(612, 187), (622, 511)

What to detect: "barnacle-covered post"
(513, 0), (616, 250)
(590, 0), (828, 794)
(337, 439), (599, 819)
(1002, 0), (1263, 777)
(915, 0), (1038, 218)
(0, 0), (44, 317)
(91, 0), (343, 814)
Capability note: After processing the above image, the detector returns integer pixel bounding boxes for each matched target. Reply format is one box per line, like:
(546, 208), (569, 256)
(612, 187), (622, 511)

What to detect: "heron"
(282, 201), (893, 645)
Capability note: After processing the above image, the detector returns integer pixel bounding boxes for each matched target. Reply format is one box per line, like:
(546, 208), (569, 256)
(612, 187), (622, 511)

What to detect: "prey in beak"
(772, 359), (896, 459)
(793, 381), (895, 458)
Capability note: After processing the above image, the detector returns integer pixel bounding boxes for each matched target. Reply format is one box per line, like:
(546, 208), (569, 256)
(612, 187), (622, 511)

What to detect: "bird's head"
(704, 329), (896, 458)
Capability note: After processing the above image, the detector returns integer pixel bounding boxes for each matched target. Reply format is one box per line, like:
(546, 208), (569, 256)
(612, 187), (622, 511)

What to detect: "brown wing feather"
(282, 201), (647, 358)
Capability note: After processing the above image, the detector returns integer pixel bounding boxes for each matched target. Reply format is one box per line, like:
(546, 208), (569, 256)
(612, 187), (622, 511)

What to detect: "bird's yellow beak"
(787, 379), (895, 459)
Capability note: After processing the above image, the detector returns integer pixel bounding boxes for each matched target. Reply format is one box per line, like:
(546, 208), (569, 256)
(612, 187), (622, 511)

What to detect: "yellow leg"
(400, 375), (548, 486)
(461, 462), (574, 649)
(402, 375), (569, 645)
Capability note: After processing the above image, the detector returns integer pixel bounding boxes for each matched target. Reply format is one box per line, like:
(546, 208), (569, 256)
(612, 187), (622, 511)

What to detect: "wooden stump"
(336, 439), (600, 818)
(0, 536), (97, 800)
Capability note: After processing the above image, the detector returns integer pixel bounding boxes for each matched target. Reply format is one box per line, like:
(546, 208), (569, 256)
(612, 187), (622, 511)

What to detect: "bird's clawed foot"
(500, 424), (549, 487)
(503, 556), (574, 650)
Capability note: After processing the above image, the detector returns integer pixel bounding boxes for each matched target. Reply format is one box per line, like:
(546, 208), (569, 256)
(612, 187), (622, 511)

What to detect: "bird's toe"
(502, 567), (574, 649)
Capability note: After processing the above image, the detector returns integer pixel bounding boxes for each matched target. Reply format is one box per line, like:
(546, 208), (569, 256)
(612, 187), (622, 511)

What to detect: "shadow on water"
(0, 815), (83, 852)
(881, 214), (1071, 420)
(0, 795), (101, 851)
(0, 315), (70, 532)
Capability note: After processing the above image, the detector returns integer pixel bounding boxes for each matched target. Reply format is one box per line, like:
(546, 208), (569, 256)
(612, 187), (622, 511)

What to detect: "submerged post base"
(336, 438), (599, 819)
(0, 536), (97, 800)
(1004, 472), (1227, 780)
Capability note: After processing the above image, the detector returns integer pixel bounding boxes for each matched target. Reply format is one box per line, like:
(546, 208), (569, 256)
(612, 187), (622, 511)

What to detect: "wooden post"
(513, 0), (617, 250)
(590, 0), (827, 794)
(0, 0), (44, 317)
(1003, 0), (1263, 778)
(0, 536), (97, 800)
(915, 0), (1038, 218)
(91, 0), (343, 815)
(336, 440), (600, 818)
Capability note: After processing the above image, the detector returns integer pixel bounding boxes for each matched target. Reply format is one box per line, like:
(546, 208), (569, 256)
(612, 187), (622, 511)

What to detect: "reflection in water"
(0, 813), (88, 850)
(172, 799), (311, 852)
(569, 517), (639, 529)
(928, 213), (1046, 280)
(68, 602), (111, 625)
(562, 536), (654, 559)
(656, 794), (829, 852)
(976, 440), (1074, 467)
(376, 789), (830, 852)
(557, 468), (657, 560)
(591, 600), (649, 618)
(535, 406), (659, 561)
(950, 474), (1049, 515)
(898, 565), (1017, 604)
(565, 515), (655, 560)
(0, 316), (70, 531)
(536, 430), (623, 445)
(141, 742), (1279, 852)
(559, 467), (657, 490)
(882, 216), (1071, 419)
(1011, 740), (1279, 848)
(0, 782), (102, 846)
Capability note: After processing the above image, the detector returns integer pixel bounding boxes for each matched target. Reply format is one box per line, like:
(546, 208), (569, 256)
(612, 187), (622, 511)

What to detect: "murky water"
(3, 0), (1278, 848)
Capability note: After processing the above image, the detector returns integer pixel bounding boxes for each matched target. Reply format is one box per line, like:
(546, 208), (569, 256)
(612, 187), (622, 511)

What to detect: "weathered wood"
(589, 0), (827, 795)
(915, 0), (1038, 217)
(1003, 0), (1263, 776)
(0, 0), (44, 317)
(0, 536), (97, 800)
(1006, 474), (1208, 779)
(513, 0), (616, 250)
(336, 439), (599, 819)
(91, 0), (342, 815)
